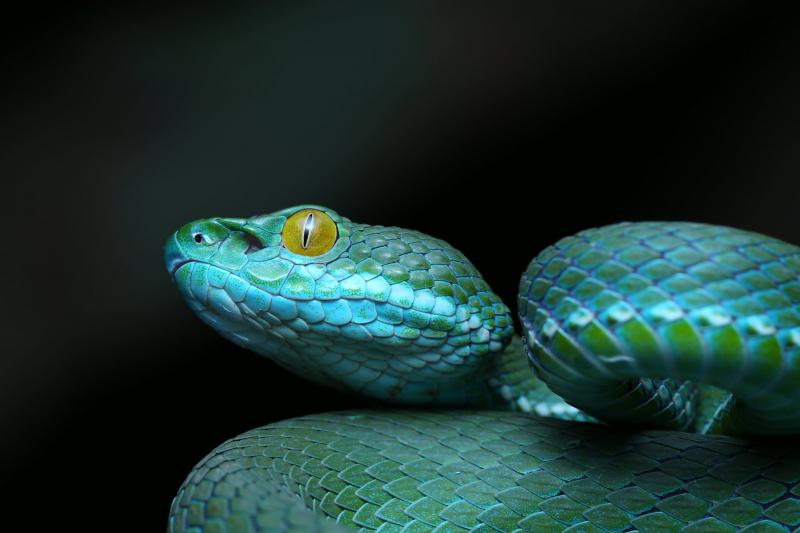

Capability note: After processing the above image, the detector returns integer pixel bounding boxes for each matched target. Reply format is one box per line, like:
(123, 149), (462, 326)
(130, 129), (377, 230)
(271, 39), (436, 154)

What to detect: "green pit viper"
(165, 205), (800, 532)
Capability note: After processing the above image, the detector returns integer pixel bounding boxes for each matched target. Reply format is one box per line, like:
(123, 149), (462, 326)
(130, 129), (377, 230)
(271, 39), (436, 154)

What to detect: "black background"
(4, 2), (800, 530)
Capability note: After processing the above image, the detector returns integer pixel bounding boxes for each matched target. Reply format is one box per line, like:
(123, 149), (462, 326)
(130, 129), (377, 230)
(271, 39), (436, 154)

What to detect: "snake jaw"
(168, 258), (192, 276)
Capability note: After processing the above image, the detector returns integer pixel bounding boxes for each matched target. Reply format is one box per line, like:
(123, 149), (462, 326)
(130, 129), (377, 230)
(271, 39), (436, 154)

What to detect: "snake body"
(165, 206), (800, 532)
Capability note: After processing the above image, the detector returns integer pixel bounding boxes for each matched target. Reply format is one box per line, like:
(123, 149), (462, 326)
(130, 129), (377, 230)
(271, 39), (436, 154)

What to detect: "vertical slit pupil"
(302, 213), (314, 248)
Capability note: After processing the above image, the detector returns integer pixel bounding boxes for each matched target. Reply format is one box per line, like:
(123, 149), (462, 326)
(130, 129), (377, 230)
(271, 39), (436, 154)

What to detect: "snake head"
(165, 205), (514, 404)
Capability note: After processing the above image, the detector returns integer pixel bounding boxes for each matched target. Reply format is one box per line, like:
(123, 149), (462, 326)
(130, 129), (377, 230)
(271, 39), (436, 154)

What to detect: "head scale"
(165, 204), (514, 404)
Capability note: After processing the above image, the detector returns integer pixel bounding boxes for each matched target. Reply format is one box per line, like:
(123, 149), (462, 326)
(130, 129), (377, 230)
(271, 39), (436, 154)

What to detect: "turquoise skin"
(519, 222), (800, 435)
(165, 205), (516, 406)
(166, 207), (800, 532)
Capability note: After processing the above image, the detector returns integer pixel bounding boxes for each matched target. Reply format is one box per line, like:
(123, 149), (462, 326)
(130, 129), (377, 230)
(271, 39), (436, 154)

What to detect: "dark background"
(4, 2), (799, 530)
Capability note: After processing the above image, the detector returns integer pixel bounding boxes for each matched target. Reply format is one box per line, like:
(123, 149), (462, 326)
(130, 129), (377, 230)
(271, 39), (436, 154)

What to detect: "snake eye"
(192, 232), (214, 245)
(282, 208), (338, 256)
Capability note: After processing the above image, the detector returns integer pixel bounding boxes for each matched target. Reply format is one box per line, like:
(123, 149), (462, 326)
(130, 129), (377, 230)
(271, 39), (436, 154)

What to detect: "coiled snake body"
(166, 205), (800, 532)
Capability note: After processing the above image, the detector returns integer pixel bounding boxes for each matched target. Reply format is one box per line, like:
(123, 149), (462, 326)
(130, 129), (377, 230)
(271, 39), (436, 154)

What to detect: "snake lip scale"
(169, 258), (193, 276)
(166, 205), (800, 532)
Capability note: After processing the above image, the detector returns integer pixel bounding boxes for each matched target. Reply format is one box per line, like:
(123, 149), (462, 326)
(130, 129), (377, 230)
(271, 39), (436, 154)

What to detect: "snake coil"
(166, 207), (800, 532)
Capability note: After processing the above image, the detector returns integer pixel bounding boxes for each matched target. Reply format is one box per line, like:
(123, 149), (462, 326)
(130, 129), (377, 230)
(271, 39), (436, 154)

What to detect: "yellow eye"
(282, 208), (338, 256)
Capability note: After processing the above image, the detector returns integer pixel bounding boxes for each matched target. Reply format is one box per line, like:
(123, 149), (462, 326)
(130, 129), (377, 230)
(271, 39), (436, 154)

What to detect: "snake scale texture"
(165, 205), (800, 532)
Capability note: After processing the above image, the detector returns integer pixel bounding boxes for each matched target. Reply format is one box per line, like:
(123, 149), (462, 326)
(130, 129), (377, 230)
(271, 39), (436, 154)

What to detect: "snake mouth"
(169, 258), (194, 276)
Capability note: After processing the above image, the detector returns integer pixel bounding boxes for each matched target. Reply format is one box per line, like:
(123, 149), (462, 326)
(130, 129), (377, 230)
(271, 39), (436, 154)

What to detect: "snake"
(165, 205), (800, 532)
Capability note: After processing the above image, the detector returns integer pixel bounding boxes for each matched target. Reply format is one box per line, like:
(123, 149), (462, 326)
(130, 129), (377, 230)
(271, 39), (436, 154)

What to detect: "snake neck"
(484, 336), (734, 431)
(470, 335), (593, 422)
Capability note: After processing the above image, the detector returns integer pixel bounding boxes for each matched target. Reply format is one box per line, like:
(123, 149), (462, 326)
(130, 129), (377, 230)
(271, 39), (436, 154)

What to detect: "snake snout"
(164, 234), (189, 275)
